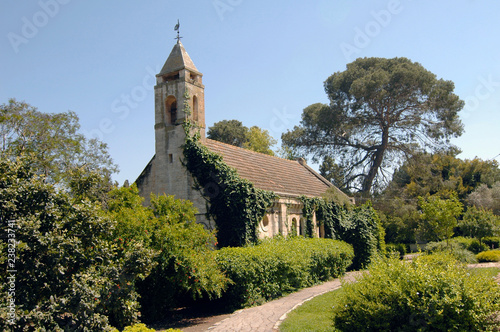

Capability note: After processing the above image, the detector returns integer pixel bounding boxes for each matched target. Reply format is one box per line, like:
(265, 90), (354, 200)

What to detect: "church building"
(136, 39), (349, 239)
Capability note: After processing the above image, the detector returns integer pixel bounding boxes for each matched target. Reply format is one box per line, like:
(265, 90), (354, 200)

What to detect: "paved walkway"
(206, 271), (360, 332)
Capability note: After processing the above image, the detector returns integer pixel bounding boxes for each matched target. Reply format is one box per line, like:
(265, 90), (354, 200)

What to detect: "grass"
(472, 267), (500, 279)
(279, 287), (343, 332)
(280, 267), (500, 332)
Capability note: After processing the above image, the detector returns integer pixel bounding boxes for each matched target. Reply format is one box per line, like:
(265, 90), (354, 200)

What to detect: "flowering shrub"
(216, 237), (353, 308)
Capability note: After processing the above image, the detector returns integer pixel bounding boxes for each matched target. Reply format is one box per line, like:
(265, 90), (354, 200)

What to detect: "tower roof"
(158, 40), (200, 76)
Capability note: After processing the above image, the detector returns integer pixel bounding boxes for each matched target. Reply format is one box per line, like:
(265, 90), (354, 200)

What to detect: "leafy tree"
(319, 156), (347, 192)
(282, 57), (464, 194)
(207, 119), (248, 147)
(0, 157), (155, 331)
(106, 185), (229, 323)
(459, 206), (500, 245)
(376, 152), (500, 243)
(389, 151), (500, 200)
(275, 144), (301, 160)
(243, 126), (277, 155)
(0, 99), (118, 185)
(208, 120), (277, 156)
(378, 200), (420, 244)
(418, 194), (463, 244)
(467, 182), (500, 215)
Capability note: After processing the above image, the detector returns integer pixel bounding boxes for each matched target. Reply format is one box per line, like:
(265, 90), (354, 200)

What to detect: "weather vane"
(174, 19), (182, 42)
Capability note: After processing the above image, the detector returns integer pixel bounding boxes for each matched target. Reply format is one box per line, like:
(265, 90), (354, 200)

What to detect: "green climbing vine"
(299, 196), (385, 270)
(182, 94), (277, 247)
(300, 196), (321, 238)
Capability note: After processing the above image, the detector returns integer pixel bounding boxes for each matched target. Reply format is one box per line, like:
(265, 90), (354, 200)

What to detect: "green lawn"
(280, 267), (500, 332)
(279, 288), (343, 332)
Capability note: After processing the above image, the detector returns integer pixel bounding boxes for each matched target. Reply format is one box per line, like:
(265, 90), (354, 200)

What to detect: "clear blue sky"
(1, 0), (499, 185)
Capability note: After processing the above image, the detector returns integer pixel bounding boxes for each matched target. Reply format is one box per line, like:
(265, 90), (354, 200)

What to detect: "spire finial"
(174, 19), (182, 42)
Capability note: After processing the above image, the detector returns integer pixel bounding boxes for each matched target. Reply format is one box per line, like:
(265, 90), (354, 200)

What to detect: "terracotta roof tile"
(203, 139), (334, 197)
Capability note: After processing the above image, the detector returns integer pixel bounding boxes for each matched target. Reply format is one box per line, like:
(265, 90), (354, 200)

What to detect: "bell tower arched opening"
(192, 95), (199, 122)
(165, 96), (177, 125)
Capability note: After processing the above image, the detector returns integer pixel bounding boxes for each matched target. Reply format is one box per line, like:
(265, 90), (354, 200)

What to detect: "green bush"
(107, 186), (229, 323)
(386, 243), (407, 259)
(484, 236), (500, 249)
(450, 236), (475, 249)
(459, 206), (500, 244)
(426, 240), (478, 263)
(216, 237), (353, 308)
(0, 157), (156, 331)
(333, 253), (500, 331)
(110, 323), (156, 332)
(468, 239), (489, 254)
(477, 250), (500, 262)
(438, 236), (488, 254)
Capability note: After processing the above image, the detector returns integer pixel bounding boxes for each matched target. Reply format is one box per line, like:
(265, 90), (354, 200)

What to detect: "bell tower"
(153, 39), (206, 198)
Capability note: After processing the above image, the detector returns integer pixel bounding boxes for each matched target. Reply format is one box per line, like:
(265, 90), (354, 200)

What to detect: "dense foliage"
(282, 57), (464, 194)
(0, 155), (228, 330)
(216, 237), (353, 308)
(301, 196), (385, 270)
(106, 185), (229, 323)
(378, 152), (500, 244)
(467, 182), (500, 215)
(207, 119), (277, 155)
(332, 253), (500, 331)
(0, 99), (118, 186)
(425, 240), (478, 264)
(418, 193), (463, 243)
(183, 126), (276, 247)
(0, 157), (155, 331)
(477, 250), (500, 262)
(382, 151), (500, 202)
(459, 206), (500, 244)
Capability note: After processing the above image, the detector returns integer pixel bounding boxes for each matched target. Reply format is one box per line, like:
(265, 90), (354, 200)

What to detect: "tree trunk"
(362, 126), (389, 194)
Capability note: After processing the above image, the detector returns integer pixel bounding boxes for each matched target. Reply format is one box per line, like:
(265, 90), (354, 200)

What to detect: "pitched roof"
(203, 138), (336, 198)
(158, 40), (200, 76)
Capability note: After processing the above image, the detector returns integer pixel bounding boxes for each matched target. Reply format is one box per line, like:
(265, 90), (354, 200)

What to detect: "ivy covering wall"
(182, 117), (277, 247)
(300, 196), (385, 270)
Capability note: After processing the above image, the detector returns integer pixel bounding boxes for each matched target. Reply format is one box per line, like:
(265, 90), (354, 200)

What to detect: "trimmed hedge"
(216, 237), (353, 308)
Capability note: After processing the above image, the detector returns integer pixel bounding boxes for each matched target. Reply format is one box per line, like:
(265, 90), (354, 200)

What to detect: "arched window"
(165, 96), (177, 124)
(291, 218), (298, 237)
(260, 215), (269, 232)
(192, 95), (198, 122)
